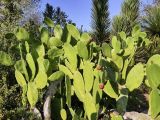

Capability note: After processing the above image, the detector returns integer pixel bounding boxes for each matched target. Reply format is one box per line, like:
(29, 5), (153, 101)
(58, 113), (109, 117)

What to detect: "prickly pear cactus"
(101, 25), (149, 114)
(13, 38), (49, 108)
(146, 54), (160, 119)
(0, 18), (157, 120)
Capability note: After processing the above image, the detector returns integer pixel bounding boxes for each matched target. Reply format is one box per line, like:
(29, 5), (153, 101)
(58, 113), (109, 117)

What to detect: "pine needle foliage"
(143, 6), (160, 36)
(121, 0), (139, 23)
(142, 2), (160, 56)
(43, 3), (75, 27)
(111, 16), (130, 36)
(111, 0), (140, 36)
(91, 0), (110, 44)
(43, 3), (55, 20)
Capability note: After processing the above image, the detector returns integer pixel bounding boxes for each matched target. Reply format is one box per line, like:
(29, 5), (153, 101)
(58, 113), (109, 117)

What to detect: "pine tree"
(111, 0), (140, 36)
(53, 7), (68, 27)
(143, 6), (160, 36)
(142, 1), (160, 55)
(111, 16), (130, 36)
(142, 0), (160, 37)
(154, 0), (160, 4)
(91, 0), (110, 44)
(43, 3), (75, 27)
(43, 3), (55, 20)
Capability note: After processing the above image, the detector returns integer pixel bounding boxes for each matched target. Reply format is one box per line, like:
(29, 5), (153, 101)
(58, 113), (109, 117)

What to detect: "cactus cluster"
(146, 55), (160, 119)
(0, 17), (159, 119)
(101, 25), (149, 114)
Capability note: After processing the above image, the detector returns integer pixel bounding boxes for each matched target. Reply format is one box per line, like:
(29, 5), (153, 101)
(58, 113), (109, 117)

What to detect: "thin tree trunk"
(43, 80), (62, 120)
(33, 107), (42, 119)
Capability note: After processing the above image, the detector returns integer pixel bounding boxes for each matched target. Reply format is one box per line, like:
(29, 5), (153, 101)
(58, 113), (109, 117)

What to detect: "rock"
(123, 111), (151, 120)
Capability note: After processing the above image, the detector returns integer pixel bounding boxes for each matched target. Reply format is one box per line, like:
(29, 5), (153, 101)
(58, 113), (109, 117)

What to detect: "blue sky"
(40, 0), (152, 31)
